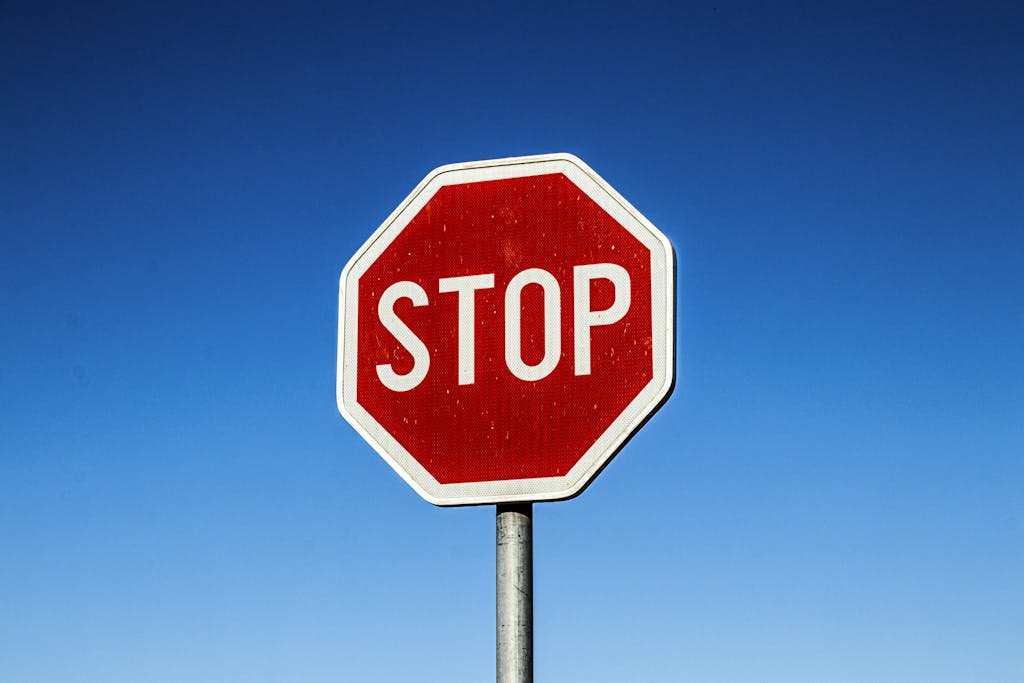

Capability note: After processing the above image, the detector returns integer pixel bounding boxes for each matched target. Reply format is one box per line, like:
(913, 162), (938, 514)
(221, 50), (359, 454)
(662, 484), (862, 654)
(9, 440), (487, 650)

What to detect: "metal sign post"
(496, 504), (533, 683)
(336, 153), (676, 682)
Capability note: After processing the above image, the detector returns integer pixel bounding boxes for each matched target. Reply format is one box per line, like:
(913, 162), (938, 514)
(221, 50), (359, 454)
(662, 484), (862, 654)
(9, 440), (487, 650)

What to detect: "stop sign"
(337, 154), (674, 505)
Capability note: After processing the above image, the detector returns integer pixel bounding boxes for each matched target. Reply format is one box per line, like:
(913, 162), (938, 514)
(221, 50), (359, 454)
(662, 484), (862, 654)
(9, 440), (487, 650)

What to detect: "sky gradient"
(2, 3), (1022, 682)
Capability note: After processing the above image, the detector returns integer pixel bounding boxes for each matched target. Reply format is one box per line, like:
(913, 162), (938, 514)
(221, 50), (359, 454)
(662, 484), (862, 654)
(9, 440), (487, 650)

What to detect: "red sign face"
(338, 154), (674, 505)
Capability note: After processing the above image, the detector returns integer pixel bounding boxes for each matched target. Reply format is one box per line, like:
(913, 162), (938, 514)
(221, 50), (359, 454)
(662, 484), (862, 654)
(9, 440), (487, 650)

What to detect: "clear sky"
(2, 3), (1021, 682)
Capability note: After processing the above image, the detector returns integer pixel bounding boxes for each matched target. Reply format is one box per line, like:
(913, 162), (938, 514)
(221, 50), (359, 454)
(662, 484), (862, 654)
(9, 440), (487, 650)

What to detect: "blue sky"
(2, 2), (1021, 681)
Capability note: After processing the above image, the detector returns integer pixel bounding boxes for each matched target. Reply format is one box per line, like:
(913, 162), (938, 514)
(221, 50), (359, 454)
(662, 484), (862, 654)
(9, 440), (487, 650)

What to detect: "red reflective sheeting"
(356, 173), (653, 484)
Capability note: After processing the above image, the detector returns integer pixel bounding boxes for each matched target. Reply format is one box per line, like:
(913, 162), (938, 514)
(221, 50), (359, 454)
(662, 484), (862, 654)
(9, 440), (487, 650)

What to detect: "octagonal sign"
(337, 153), (674, 505)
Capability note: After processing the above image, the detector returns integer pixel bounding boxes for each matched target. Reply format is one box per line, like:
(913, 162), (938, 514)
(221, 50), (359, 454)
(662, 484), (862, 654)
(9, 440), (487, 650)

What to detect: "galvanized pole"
(496, 503), (533, 683)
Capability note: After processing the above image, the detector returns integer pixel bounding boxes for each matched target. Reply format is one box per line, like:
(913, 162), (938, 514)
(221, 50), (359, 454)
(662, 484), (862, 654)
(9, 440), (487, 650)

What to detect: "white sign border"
(338, 153), (675, 506)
